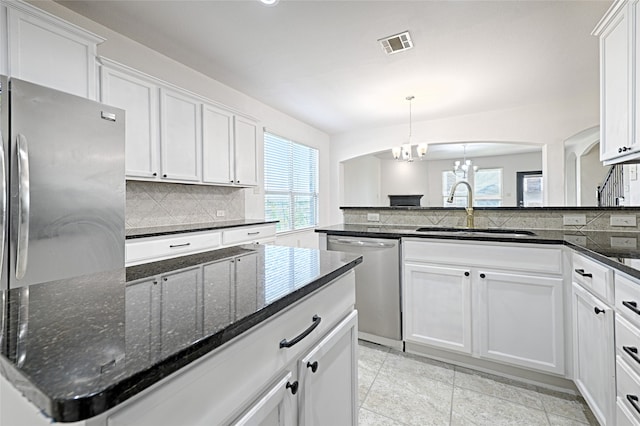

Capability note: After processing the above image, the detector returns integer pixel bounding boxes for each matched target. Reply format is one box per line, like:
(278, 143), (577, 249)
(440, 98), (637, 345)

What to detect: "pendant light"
(392, 96), (427, 161)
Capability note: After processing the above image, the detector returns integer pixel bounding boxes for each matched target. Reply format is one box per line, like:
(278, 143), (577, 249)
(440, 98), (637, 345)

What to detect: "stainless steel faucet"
(447, 180), (474, 228)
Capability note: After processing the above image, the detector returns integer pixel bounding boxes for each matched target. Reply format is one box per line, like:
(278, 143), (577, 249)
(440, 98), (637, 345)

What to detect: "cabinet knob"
(307, 361), (319, 373)
(163, 174), (167, 178)
(619, 147), (623, 153)
(163, 277), (168, 282)
(286, 381), (299, 395)
(153, 280), (158, 285)
(230, 180), (234, 183)
(479, 273), (486, 279)
(594, 307), (605, 315)
(153, 172), (157, 177)
(464, 271), (470, 277)
(237, 180), (240, 184)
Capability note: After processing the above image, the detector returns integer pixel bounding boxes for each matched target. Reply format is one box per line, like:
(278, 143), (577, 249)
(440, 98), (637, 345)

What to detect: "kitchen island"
(0, 244), (362, 425)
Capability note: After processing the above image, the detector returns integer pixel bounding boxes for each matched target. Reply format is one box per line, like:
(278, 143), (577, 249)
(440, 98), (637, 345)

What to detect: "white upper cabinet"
(595, 0), (639, 164)
(2, 0), (103, 100)
(100, 64), (160, 178)
(202, 103), (259, 187)
(160, 88), (202, 182)
(234, 116), (259, 186)
(202, 103), (234, 184)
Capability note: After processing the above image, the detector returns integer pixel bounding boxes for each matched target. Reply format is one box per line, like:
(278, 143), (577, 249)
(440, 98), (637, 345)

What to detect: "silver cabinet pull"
(247, 231), (260, 236)
(0, 131), (6, 273)
(16, 134), (30, 280)
(169, 242), (191, 248)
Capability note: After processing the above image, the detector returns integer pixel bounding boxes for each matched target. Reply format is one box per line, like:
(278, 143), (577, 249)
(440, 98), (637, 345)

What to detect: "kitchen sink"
(415, 227), (537, 237)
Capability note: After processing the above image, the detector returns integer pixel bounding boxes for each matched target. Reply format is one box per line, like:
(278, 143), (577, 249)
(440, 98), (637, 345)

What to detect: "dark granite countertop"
(340, 206), (640, 211)
(316, 224), (640, 280)
(0, 245), (361, 422)
(125, 219), (278, 239)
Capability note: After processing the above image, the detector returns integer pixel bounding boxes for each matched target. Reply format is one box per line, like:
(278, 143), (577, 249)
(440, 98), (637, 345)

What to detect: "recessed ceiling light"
(259, 0), (279, 6)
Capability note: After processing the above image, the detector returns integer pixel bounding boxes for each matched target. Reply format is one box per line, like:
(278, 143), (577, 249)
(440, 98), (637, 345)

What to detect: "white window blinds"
(264, 132), (319, 232)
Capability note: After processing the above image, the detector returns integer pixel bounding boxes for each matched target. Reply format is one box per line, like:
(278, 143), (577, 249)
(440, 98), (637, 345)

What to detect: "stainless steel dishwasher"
(326, 236), (401, 349)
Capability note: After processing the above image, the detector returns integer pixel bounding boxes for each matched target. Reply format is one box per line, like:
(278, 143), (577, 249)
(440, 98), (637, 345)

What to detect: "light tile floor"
(357, 341), (599, 426)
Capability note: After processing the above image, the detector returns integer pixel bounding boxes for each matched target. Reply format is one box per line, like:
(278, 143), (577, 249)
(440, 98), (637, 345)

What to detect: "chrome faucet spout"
(447, 180), (474, 228)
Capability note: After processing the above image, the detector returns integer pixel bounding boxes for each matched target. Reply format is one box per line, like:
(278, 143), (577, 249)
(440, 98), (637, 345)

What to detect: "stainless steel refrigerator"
(0, 76), (125, 289)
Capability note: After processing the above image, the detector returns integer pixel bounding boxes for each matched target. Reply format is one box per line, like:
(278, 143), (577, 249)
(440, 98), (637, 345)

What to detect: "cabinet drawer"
(616, 314), (640, 377)
(617, 400), (639, 426)
(572, 253), (614, 303)
(106, 271), (356, 426)
(222, 224), (276, 246)
(617, 356), (640, 423)
(126, 230), (221, 265)
(403, 239), (562, 274)
(615, 273), (640, 328)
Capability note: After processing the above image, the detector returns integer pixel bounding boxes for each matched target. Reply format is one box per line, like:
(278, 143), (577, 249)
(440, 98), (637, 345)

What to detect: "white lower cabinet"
(477, 270), (564, 374)
(402, 239), (564, 375)
(298, 311), (358, 426)
(572, 282), (615, 425)
(232, 310), (358, 426)
(103, 271), (357, 426)
(231, 372), (297, 426)
(403, 263), (472, 354)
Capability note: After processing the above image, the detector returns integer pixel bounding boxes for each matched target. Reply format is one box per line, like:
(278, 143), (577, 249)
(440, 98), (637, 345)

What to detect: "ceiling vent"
(378, 31), (413, 55)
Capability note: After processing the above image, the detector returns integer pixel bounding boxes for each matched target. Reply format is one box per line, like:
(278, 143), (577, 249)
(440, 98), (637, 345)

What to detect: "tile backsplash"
(342, 208), (640, 232)
(126, 181), (245, 229)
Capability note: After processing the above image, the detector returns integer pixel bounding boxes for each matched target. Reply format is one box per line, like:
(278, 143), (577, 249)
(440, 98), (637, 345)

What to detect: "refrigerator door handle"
(16, 134), (30, 280)
(0, 131), (5, 273)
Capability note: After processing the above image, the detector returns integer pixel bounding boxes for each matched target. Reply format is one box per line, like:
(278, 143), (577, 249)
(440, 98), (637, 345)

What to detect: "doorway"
(517, 171), (543, 207)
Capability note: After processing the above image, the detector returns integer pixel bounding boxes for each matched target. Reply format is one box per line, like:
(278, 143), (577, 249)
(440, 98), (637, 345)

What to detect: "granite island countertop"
(125, 219), (278, 239)
(0, 244), (361, 422)
(316, 224), (640, 280)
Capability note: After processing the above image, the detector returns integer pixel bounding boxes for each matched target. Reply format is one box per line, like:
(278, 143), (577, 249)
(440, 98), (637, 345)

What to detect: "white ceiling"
(56, 0), (611, 136)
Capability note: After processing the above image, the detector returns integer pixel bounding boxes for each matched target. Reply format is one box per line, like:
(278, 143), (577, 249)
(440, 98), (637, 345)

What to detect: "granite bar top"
(340, 206), (640, 211)
(0, 245), (361, 422)
(125, 219), (278, 239)
(316, 224), (640, 280)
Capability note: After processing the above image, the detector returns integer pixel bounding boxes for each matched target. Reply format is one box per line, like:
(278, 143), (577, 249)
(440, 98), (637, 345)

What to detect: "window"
(264, 132), (318, 232)
(442, 168), (503, 207)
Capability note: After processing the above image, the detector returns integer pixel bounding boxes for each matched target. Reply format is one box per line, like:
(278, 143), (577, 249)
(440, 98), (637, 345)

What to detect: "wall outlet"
(610, 214), (637, 227)
(563, 214), (586, 226)
(367, 213), (380, 222)
(216, 210), (225, 217)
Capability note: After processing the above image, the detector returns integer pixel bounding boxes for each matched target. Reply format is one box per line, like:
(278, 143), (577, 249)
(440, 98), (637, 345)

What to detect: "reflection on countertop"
(0, 244), (362, 422)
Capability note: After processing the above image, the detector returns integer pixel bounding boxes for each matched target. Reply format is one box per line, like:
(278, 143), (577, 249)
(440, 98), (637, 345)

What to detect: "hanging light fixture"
(453, 145), (478, 179)
(391, 96), (428, 162)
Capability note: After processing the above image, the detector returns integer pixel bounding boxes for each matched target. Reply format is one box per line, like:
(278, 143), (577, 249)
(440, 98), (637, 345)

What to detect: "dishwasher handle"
(328, 238), (396, 248)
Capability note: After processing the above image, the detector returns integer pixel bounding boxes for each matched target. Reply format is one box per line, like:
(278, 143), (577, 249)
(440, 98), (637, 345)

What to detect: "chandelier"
(391, 96), (427, 162)
(453, 145), (477, 178)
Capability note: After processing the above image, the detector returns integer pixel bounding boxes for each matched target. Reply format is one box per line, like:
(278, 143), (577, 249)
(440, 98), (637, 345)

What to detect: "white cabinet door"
(231, 372), (297, 426)
(202, 103), (234, 185)
(572, 282), (615, 425)
(101, 66), (160, 178)
(599, 2), (632, 163)
(160, 267), (203, 352)
(298, 311), (358, 426)
(6, 3), (102, 99)
(477, 270), (564, 374)
(403, 263), (472, 354)
(234, 116), (259, 186)
(634, 0), (640, 153)
(160, 88), (201, 182)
